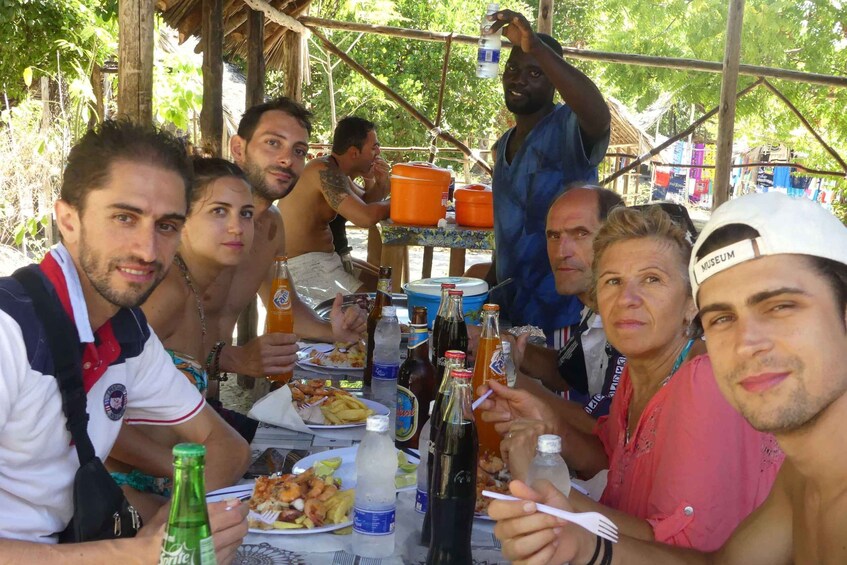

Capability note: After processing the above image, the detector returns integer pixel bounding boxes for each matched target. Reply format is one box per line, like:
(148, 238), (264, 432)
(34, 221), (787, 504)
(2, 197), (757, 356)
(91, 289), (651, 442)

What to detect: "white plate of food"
(207, 471), (355, 535)
(289, 380), (389, 429)
(297, 343), (365, 372)
(293, 445), (420, 492)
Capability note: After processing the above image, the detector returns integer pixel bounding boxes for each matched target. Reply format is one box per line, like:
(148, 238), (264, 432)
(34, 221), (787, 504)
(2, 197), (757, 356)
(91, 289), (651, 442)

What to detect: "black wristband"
(599, 538), (613, 565)
(585, 535), (603, 565)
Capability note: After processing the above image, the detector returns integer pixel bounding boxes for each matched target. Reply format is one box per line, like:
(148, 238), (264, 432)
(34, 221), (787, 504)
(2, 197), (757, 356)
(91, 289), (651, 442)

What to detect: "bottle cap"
(273, 255), (289, 262)
(172, 443), (206, 458)
(501, 341), (511, 354)
(482, 303), (500, 312)
(382, 306), (397, 317)
(451, 369), (473, 380)
(366, 414), (390, 432)
(440, 283), (457, 289)
(537, 434), (562, 453)
(445, 350), (466, 360)
(448, 289), (464, 296)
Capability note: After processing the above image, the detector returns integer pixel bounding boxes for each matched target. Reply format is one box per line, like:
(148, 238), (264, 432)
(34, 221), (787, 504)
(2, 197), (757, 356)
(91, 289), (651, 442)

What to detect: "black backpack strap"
(11, 265), (96, 465)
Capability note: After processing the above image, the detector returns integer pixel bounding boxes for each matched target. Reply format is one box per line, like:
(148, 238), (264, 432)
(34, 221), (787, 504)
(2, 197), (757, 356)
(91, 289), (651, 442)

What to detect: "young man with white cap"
(489, 191), (847, 565)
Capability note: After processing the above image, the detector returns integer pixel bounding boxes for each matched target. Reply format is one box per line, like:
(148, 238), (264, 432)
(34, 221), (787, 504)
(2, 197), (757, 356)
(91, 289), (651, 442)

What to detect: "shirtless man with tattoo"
(280, 116), (391, 305)
(202, 99), (367, 382)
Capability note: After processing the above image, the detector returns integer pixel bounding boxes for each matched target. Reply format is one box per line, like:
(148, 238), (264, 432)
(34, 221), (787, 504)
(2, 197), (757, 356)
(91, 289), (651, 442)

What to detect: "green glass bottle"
(159, 443), (217, 565)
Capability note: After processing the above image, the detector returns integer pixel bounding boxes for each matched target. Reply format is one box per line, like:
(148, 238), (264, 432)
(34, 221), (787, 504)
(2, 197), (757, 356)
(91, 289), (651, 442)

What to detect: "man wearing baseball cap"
(489, 191), (847, 565)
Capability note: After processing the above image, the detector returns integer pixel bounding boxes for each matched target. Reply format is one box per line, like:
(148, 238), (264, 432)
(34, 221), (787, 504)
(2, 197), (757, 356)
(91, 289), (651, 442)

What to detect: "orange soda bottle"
(471, 304), (507, 459)
(265, 255), (295, 383)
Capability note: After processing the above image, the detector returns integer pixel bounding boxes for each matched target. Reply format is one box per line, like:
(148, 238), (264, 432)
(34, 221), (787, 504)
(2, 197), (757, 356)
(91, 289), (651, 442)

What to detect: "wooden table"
(367, 220), (495, 289)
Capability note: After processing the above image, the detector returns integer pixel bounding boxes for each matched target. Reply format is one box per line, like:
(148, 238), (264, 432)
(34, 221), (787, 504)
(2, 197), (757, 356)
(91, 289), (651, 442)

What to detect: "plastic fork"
(481, 490), (618, 543)
(248, 509), (279, 525)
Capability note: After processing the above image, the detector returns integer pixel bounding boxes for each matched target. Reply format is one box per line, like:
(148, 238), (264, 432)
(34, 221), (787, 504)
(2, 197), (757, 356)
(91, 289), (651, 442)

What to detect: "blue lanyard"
(669, 339), (696, 379)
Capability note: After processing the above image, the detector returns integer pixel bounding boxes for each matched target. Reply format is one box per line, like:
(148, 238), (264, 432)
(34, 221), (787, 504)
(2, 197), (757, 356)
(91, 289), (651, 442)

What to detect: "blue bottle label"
(373, 363), (399, 381)
(407, 325), (428, 349)
(478, 48), (500, 64)
(395, 385), (418, 442)
(489, 347), (505, 377)
(353, 506), (396, 536)
(415, 488), (428, 513)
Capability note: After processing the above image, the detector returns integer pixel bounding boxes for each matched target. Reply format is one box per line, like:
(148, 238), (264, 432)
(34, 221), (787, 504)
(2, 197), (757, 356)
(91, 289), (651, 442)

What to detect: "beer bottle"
(421, 350), (465, 546)
(472, 304), (507, 459)
(365, 266), (393, 387)
(159, 443), (216, 565)
(265, 256), (295, 383)
(430, 283), (456, 368)
(396, 306), (436, 450)
(432, 290), (468, 387)
(426, 369), (478, 565)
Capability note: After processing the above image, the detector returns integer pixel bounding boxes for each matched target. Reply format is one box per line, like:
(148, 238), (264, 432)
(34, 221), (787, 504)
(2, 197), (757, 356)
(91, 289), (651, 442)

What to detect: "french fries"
(321, 394), (374, 425)
(324, 489), (355, 525)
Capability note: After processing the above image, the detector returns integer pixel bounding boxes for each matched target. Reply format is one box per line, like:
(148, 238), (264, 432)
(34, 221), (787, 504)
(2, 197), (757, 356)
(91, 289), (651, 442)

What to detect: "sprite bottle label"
(159, 530), (216, 565)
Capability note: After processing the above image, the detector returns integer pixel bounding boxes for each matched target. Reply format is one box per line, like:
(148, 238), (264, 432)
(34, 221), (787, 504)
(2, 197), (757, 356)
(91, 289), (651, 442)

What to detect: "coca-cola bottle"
(396, 306), (436, 450)
(426, 369), (478, 565)
(432, 290), (468, 387)
(430, 283), (456, 367)
(364, 266), (392, 387)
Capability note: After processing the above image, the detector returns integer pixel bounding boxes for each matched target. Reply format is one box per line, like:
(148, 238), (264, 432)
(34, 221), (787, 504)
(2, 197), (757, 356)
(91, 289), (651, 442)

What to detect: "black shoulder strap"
(11, 265), (96, 465)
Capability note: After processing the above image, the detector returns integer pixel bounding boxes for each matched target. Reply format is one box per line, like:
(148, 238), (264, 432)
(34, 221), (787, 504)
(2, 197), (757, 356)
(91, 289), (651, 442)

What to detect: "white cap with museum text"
(690, 192), (847, 303)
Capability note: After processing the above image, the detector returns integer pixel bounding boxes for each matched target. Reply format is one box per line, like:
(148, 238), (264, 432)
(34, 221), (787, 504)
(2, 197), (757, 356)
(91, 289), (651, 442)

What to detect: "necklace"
(173, 254), (206, 339)
(624, 338), (696, 446)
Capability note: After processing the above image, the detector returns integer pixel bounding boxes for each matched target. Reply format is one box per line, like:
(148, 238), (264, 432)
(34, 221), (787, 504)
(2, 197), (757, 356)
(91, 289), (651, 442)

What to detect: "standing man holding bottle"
(482, 11), (611, 346)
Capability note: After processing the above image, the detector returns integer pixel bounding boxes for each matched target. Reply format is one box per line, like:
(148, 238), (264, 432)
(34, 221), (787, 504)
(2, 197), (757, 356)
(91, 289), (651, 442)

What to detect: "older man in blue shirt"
(487, 10), (611, 345)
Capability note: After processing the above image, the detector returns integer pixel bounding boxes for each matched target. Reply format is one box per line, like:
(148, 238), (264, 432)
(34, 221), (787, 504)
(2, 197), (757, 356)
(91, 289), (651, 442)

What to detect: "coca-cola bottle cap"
(451, 369), (473, 380)
(448, 289), (464, 296)
(445, 350), (466, 360)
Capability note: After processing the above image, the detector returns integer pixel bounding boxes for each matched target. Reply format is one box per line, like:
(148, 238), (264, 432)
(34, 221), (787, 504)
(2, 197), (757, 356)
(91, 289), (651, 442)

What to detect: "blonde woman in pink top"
(484, 206), (783, 551)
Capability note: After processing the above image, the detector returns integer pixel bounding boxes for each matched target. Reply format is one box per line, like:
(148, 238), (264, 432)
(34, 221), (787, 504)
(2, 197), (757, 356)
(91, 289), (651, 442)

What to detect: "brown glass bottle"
(396, 306), (436, 449)
(364, 266), (393, 387)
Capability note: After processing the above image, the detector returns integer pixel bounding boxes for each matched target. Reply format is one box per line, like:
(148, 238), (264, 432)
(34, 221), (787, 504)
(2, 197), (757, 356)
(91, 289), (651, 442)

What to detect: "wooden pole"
(308, 27), (492, 175)
(299, 16), (847, 89)
(601, 78), (763, 186)
(200, 0), (224, 156)
(89, 64), (104, 129)
(429, 35), (453, 163)
(246, 8), (266, 107)
(282, 32), (304, 101)
(118, 0), (155, 125)
(761, 79), (847, 173)
(537, 0), (554, 35)
(713, 0), (746, 208)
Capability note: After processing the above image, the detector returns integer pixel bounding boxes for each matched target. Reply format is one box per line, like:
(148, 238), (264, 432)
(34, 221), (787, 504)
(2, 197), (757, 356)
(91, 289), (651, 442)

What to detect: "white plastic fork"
(248, 509), (279, 525)
(481, 490), (619, 543)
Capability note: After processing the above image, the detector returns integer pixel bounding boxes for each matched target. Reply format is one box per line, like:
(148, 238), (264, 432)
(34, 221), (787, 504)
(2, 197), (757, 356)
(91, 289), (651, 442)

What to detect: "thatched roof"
(607, 96), (656, 153)
(156, 0), (309, 69)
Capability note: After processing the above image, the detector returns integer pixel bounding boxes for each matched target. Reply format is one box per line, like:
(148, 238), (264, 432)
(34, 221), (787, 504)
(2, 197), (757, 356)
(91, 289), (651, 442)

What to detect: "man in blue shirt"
(487, 10), (611, 344)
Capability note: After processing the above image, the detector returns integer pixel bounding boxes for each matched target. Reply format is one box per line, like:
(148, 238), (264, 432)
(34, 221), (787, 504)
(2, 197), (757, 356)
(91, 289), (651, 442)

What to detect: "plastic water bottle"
(415, 401), (436, 514)
(373, 306), (401, 436)
(525, 434), (572, 496)
(353, 415), (398, 558)
(476, 3), (501, 79)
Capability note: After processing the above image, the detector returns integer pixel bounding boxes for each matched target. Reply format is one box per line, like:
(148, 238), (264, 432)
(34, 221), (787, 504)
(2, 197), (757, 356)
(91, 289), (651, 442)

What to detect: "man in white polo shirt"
(0, 120), (250, 563)
(490, 192), (847, 565)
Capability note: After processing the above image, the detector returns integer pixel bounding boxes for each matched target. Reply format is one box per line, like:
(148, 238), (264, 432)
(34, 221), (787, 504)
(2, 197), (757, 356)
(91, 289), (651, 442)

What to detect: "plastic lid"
(173, 443), (206, 457)
(445, 350), (466, 360)
(382, 305), (397, 317)
(404, 277), (489, 297)
(366, 414), (390, 432)
(537, 434), (562, 453)
(451, 369), (473, 380)
(482, 304), (500, 311)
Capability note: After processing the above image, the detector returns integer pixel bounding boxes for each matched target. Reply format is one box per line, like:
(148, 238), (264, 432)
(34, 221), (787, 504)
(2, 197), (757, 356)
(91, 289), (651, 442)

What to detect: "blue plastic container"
(403, 277), (489, 329)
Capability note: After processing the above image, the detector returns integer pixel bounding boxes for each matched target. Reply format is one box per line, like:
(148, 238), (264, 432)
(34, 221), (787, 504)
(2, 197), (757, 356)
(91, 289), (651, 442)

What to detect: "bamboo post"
(601, 78), (763, 186)
(117, 0), (155, 125)
(89, 64), (104, 129)
(246, 9), (265, 107)
(537, 0), (554, 35)
(200, 0), (224, 156)
(307, 27), (492, 175)
(713, 0), (746, 208)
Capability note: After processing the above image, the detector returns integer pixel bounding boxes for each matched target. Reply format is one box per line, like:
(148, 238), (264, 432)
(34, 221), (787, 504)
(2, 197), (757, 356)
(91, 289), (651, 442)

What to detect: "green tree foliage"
(0, 0), (116, 101)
